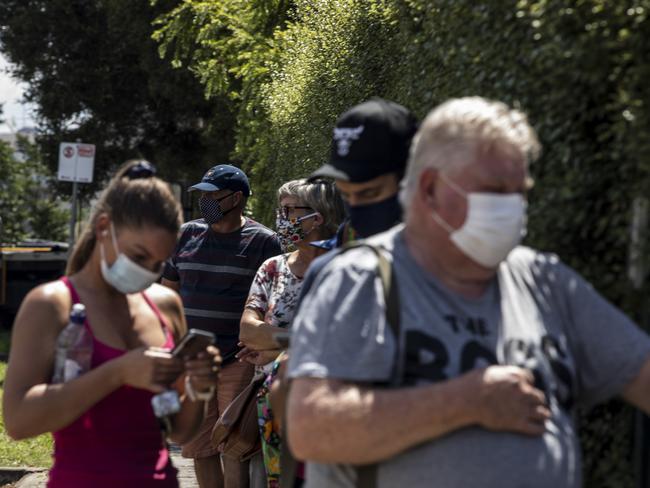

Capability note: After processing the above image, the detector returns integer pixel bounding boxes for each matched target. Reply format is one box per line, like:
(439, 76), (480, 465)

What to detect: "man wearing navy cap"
(162, 164), (282, 488)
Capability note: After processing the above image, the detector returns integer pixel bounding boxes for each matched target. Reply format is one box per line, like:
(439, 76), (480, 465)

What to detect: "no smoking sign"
(58, 142), (95, 183)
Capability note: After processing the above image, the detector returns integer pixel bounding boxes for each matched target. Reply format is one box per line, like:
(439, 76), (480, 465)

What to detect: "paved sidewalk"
(170, 443), (199, 488)
(5, 445), (197, 488)
(9, 471), (46, 488)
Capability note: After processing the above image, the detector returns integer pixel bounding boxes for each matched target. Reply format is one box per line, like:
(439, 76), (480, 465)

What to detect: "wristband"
(184, 375), (215, 402)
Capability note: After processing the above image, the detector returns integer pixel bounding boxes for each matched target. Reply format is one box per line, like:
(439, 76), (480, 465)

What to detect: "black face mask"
(345, 193), (402, 238)
(199, 193), (235, 224)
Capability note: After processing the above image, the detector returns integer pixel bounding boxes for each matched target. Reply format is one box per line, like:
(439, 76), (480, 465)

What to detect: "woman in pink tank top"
(2, 161), (221, 487)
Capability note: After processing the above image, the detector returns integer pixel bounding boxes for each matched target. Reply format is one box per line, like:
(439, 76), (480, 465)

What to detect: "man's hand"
(469, 365), (550, 436)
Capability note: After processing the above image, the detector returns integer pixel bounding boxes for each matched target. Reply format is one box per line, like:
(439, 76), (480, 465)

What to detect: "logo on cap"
(333, 125), (364, 157)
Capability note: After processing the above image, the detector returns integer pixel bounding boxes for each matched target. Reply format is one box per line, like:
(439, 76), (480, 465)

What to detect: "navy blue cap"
(189, 164), (251, 196)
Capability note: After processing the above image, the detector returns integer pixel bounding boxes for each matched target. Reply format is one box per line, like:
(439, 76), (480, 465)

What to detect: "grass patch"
(0, 362), (53, 468)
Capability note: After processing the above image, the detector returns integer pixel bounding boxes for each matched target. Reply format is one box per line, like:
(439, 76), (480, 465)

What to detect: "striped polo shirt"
(163, 217), (282, 358)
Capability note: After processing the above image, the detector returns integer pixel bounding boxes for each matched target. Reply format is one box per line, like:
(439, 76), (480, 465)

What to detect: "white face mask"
(100, 223), (161, 294)
(432, 175), (527, 268)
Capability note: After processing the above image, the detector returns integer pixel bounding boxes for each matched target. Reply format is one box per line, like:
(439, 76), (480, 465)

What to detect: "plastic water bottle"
(52, 303), (93, 383)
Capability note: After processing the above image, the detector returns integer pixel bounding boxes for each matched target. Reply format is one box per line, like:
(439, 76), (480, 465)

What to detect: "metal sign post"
(70, 180), (78, 247)
(57, 142), (95, 247)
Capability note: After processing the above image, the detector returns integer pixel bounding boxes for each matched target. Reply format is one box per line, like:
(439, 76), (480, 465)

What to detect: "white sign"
(57, 142), (95, 183)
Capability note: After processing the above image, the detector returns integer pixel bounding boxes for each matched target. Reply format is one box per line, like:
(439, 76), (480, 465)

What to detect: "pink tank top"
(48, 277), (178, 487)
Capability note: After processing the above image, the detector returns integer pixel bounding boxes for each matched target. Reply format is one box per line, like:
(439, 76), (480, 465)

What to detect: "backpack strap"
(341, 242), (401, 488)
(279, 421), (299, 488)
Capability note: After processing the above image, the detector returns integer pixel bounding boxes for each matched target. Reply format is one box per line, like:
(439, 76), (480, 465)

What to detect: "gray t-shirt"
(288, 225), (650, 488)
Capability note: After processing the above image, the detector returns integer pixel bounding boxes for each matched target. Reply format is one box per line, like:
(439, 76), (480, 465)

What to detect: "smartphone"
(172, 329), (216, 359)
(272, 331), (291, 349)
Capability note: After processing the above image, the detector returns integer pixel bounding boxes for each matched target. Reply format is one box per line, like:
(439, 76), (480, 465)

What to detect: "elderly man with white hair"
(284, 96), (650, 488)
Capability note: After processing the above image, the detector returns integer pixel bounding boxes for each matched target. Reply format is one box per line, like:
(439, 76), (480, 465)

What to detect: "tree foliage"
(153, 0), (292, 210)
(0, 0), (234, 196)
(0, 138), (68, 243)
(155, 1), (650, 485)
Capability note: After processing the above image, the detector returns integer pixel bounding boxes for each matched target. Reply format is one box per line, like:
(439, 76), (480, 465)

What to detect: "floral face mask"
(275, 211), (319, 250)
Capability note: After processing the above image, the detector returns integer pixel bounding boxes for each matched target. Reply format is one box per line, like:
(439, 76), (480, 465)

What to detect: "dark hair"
(66, 160), (182, 275)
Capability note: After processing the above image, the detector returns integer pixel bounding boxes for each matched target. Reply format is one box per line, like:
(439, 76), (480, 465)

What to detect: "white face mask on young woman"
(100, 223), (161, 294)
(432, 174), (527, 268)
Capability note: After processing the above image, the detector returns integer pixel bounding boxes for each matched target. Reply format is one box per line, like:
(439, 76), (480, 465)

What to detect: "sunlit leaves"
(0, 139), (68, 242)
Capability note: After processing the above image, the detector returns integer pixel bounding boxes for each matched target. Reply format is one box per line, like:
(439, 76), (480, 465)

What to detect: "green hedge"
(156, 1), (650, 485)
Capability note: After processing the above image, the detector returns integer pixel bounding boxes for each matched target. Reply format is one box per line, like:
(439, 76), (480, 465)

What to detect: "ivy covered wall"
(156, 2), (650, 485)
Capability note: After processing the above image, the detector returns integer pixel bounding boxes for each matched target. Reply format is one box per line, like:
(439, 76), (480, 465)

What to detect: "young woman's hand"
(117, 347), (184, 393)
(184, 345), (221, 393)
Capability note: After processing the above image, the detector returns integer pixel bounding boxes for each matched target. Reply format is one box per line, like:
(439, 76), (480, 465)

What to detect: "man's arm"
(288, 366), (550, 465)
(160, 234), (182, 293)
(161, 277), (180, 293)
(263, 233), (283, 260)
(622, 355), (650, 413)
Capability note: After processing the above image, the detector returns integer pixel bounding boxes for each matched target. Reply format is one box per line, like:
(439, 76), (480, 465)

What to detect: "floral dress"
(256, 354), (287, 487)
(246, 253), (303, 329)
(245, 253), (303, 487)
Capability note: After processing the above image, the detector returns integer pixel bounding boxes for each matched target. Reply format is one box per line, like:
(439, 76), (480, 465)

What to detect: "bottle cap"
(70, 303), (86, 324)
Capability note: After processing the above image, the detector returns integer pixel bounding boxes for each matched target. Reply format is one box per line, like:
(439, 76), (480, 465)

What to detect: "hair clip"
(127, 160), (157, 179)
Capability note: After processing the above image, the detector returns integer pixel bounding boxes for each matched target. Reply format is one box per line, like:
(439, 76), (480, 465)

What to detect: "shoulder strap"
(141, 291), (173, 337)
(60, 276), (80, 304)
(59, 276), (93, 334)
(279, 421), (298, 488)
(340, 242), (401, 488)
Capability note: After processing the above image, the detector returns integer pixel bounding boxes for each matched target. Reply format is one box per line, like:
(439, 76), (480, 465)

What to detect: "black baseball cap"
(311, 98), (418, 183)
(188, 164), (251, 196)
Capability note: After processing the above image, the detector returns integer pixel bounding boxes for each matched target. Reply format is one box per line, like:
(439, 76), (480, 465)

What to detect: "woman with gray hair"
(240, 177), (345, 347)
(237, 178), (344, 488)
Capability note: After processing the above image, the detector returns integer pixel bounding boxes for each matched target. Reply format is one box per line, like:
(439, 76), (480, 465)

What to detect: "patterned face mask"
(199, 193), (234, 224)
(275, 211), (319, 250)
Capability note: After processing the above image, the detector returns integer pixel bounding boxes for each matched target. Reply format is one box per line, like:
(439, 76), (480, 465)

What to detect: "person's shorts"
(181, 360), (254, 458)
